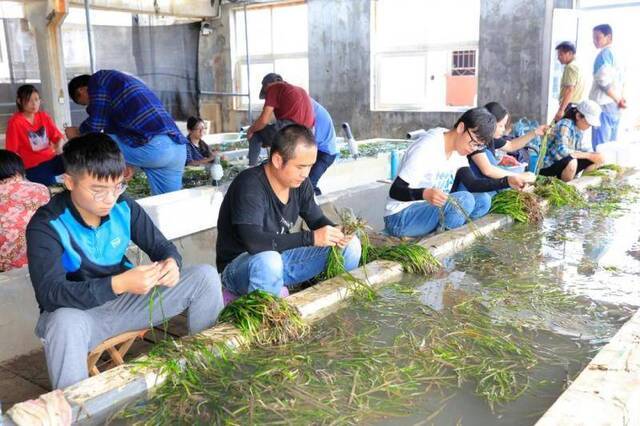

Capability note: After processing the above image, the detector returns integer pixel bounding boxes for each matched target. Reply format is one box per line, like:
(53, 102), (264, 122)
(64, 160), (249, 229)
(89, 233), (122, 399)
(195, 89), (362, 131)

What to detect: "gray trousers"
(35, 264), (224, 389)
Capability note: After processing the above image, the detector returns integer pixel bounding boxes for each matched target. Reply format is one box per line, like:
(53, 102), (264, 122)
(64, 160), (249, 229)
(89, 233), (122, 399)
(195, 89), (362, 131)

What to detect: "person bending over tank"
(246, 73), (315, 166)
(27, 133), (223, 389)
(384, 107), (529, 238)
(308, 98), (339, 195)
(216, 124), (361, 297)
(66, 70), (188, 195)
(461, 101), (542, 193)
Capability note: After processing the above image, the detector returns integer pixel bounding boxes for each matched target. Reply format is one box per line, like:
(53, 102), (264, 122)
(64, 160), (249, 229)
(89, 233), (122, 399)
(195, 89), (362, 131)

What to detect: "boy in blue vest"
(26, 133), (223, 389)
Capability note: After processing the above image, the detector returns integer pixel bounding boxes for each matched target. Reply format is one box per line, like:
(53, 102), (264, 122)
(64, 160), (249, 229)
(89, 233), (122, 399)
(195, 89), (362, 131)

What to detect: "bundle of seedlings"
(218, 290), (308, 345)
(598, 163), (623, 174)
(534, 124), (555, 174)
(324, 209), (377, 301)
(490, 190), (543, 224)
(581, 169), (610, 178)
(369, 242), (441, 275)
(534, 176), (586, 208)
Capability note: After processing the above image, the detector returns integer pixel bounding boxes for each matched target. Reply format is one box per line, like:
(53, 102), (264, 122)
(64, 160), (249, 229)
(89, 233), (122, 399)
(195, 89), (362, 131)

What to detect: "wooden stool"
(87, 329), (148, 376)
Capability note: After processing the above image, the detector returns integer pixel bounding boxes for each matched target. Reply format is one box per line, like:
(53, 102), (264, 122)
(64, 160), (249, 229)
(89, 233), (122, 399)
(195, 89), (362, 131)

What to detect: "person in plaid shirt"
(65, 70), (187, 195)
(539, 100), (604, 181)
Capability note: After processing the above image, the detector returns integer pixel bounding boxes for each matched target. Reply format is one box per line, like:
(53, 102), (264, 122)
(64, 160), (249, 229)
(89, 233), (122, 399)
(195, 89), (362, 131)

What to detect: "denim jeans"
(221, 236), (362, 296)
(592, 103), (621, 150)
(309, 151), (337, 195)
(109, 134), (186, 195)
(383, 191), (491, 238)
(25, 155), (65, 186)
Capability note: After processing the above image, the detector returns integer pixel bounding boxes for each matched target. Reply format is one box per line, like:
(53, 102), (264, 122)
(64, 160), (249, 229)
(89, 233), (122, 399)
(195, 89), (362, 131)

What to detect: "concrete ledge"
(536, 309), (640, 426)
(136, 187), (225, 241)
(0, 174), (610, 424)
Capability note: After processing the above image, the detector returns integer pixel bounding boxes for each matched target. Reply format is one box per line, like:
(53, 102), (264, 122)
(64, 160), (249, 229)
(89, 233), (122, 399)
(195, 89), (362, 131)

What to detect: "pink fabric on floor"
(222, 287), (289, 306)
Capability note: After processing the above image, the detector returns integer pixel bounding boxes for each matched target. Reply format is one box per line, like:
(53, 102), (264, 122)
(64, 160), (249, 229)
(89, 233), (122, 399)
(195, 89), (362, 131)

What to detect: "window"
(371, 0), (480, 111)
(231, 2), (308, 110)
(452, 50), (476, 76)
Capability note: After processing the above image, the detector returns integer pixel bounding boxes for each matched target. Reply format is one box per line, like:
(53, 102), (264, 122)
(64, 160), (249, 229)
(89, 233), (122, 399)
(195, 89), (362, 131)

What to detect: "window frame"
(370, 1), (480, 112)
(230, 1), (309, 111)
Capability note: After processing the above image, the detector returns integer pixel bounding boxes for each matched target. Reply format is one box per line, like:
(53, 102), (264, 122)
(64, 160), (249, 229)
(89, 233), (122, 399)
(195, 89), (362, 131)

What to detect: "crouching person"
(26, 133), (223, 389)
(384, 107), (515, 238)
(539, 100), (604, 182)
(216, 124), (361, 297)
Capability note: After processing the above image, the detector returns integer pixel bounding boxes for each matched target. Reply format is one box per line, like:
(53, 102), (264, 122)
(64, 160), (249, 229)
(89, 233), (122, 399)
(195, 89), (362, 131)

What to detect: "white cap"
(576, 100), (602, 127)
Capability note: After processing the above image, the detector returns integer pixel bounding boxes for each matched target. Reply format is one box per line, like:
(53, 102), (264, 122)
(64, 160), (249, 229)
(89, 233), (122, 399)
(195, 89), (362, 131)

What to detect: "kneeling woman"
(5, 85), (65, 185)
(384, 108), (527, 239)
(539, 100), (604, 182)
(466, 101), (542, 185)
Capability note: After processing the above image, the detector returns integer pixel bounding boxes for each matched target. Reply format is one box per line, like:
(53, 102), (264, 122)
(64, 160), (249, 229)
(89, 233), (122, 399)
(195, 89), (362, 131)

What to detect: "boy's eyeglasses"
(466, 129), (486, 150)
(79, 182), (128, 202)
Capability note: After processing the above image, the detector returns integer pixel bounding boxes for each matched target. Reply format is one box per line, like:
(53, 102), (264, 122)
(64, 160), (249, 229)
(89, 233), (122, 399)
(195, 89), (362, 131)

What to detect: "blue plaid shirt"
(79, 70), (188, 147)
(542, 118), (582, 168)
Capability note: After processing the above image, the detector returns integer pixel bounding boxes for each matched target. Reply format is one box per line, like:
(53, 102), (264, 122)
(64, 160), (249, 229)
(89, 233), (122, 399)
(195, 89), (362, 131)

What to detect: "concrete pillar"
(24, 0), (71, 128)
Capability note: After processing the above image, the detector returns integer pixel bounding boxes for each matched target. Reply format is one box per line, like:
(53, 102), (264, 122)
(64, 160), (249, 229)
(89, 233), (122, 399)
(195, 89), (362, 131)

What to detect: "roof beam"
(68, 0), (220, 19)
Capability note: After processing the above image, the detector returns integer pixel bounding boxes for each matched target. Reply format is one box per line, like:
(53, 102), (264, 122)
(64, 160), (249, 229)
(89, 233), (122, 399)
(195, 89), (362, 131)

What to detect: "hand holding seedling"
(422, 188), (448, 207)
(112, 262), (162, 295)
(157, 258), (180, 287)
(507, 175), (528, 190)
(314, 225), (346, 247)
(534, 124), (549, 136)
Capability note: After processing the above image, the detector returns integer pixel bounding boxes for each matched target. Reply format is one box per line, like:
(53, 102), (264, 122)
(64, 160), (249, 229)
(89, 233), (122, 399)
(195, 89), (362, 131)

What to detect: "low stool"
(87, 329), (148, 376)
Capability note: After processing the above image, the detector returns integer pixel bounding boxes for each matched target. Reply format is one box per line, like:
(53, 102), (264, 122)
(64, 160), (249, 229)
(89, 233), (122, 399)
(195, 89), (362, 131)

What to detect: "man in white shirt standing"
(590, 24), (626, 150)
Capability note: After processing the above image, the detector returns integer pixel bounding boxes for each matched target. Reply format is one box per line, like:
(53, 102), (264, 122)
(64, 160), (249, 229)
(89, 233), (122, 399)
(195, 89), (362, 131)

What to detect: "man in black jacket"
(216, 125), (361, 296)
(27, 133), (223, 389)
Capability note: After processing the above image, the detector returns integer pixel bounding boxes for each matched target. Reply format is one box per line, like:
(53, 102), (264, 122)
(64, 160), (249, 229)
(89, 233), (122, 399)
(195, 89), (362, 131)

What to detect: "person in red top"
(0, 150), (50, 272)
(5, 84), (65, 185)
(246, 73), (315, 166)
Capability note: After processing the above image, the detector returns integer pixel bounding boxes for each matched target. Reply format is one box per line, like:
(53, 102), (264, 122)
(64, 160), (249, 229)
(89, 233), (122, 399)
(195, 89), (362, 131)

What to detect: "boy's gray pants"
(35, 264), (224, 390)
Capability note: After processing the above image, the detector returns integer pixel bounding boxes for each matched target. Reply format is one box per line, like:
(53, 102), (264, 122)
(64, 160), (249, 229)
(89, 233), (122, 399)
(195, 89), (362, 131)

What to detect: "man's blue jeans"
(221, 237), (362, 296)
(110, 134), (186, 195)
(309, 151), (337, 195)
(592, 103), (621, 150)
(383, 191), (491, 238)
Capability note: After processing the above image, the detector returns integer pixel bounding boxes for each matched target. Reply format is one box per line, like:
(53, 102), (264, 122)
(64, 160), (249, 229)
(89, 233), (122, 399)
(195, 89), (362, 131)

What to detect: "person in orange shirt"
(5, 85), (65, 185)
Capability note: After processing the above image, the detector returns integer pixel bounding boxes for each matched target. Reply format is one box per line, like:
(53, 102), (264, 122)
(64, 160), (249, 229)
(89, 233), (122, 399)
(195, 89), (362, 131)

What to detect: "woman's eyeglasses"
(466, 129), (486, 150)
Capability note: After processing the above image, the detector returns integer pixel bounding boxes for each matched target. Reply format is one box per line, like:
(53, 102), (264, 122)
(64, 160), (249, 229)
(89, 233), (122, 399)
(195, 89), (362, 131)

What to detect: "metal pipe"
(2, 19), (15, 85)
(84, 0), (96, 73)
(243, 2), (252, 122)
(200, 91), (250, 97)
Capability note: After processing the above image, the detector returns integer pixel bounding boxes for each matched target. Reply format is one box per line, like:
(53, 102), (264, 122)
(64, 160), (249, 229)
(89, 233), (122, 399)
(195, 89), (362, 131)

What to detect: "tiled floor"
(0, 313), (188, 413)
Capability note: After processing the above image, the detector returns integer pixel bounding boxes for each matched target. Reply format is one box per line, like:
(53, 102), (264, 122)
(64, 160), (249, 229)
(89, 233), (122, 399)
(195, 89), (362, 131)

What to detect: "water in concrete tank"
(119, 177), (640, 425)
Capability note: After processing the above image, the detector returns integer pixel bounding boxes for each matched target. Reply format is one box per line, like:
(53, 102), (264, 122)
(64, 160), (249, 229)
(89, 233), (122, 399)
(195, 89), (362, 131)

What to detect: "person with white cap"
(539, 100), (605, 182)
